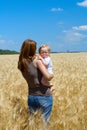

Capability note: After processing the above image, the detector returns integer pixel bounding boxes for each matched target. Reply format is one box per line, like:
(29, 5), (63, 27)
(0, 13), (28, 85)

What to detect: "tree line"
(0, 49), (19, 54)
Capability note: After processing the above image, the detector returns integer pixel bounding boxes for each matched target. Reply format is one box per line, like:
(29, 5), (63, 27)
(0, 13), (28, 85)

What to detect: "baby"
(38, 44), (54, 91)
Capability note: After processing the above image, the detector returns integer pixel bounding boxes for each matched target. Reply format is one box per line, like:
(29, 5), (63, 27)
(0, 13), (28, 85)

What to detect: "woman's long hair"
(18, 39), (37, 72)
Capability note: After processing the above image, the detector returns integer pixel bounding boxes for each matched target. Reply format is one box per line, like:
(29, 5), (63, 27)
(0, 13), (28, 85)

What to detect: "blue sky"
(0, 0), (87, 52)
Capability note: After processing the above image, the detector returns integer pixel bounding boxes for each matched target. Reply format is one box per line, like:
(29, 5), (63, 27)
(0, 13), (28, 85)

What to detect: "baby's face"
(40, 47), (49, 58)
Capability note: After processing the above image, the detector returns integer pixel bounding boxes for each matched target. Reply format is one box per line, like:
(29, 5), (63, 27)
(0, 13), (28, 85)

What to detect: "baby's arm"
(38, 55), (48, 67)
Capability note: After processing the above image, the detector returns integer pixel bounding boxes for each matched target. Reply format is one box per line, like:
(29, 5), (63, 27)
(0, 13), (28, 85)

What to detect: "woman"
(18, 39), (53, 124)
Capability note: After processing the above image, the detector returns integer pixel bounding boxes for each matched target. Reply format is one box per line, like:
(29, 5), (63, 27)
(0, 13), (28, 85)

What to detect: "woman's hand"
(37, 60), (53, 80)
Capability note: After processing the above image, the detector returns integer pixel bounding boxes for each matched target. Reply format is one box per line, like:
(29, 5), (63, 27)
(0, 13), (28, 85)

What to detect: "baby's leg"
(50, 85), (55, 92)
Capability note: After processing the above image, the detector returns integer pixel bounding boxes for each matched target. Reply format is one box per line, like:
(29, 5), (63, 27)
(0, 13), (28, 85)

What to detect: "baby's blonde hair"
(38, 44), (50, 54)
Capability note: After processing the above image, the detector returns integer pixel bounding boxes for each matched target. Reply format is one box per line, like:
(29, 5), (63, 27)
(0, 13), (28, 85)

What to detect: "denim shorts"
(28, 95), (53, 122)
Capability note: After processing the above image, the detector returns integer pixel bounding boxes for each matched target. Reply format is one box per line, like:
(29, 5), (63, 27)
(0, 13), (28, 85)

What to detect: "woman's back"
(21, 60), (52, 96)
(22, 61), (40, 88)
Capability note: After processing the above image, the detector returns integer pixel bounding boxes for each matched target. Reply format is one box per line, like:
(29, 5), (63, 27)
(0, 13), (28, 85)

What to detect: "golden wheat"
(0, 53), (87, 130)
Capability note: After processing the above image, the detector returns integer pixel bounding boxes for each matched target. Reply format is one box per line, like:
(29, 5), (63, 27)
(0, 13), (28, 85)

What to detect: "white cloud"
(64, 31), (81, 42)
(51, 8), (63, 12)
(58, 21), (64, 25)
(0, 39), (6, 44)
(0, 38), (16, 45)
(77, 0), (87, 7)
(7, 40), (15, 44)
(0, 37), (18, 51)
(0, 35), (2, 38)
(63, 30), (68, 33)
(62, 30), (87, 43)
(72, 25), (87, 31)
(74, 32), (87, 38)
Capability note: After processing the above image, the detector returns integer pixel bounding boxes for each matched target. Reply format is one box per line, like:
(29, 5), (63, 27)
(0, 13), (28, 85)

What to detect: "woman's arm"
(37, 60), (53, 80)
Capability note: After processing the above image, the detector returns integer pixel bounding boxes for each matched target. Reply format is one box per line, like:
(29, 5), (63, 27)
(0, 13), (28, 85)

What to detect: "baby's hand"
(37, 55), (43, 60)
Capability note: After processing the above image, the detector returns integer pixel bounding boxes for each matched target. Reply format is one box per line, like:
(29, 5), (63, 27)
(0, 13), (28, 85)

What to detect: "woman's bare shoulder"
(33, 56), (39, 67)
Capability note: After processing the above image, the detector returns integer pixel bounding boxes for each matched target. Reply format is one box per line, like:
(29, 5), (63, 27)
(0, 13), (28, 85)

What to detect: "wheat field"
(0, 53), (87, 130)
